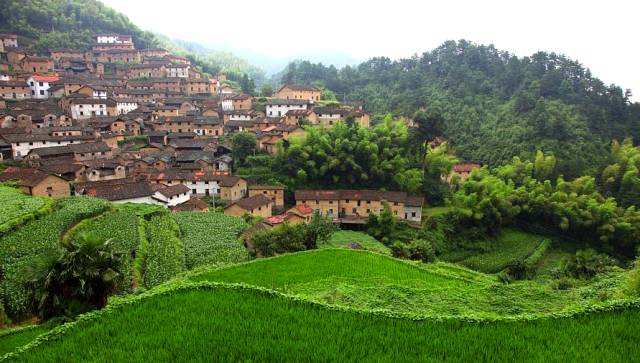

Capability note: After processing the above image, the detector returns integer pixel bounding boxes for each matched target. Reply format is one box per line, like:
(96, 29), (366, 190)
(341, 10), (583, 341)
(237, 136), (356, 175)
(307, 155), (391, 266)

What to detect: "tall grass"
(7, 287), (640, 362)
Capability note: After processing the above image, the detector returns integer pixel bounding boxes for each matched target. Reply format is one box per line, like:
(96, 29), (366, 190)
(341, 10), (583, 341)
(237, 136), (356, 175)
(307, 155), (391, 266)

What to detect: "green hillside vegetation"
(189, 249), (630, 318)
(278, 41), (640, 178)
(3, 285), (639, 362)
(321, 230), (391, 255)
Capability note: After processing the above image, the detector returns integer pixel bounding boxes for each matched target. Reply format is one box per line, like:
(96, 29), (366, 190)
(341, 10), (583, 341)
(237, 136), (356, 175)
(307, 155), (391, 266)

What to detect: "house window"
(412, 212), (416, 217)
(315, 200), (319, 205)
(352, 207), (357, 214)
(192, 189), (196, 194)
(366, 209), (371, 213)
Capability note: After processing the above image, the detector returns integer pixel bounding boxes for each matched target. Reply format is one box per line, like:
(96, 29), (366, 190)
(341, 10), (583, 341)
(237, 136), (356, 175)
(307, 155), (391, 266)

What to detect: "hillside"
(189, 249), (631, 319)
(2, 284), (639, 361)
(0, 0), (263, 78)
(278, 41), (640, 177)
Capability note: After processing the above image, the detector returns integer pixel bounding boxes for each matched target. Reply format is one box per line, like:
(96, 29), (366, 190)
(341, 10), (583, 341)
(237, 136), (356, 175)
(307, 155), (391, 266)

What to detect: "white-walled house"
(116, 98), (138, 115)
(27, 74), (59, 99)
(3, 134), (94, 158)
(221, 98), (233, 111)
(404, 196), (424, 223)
(166, 64), (190, 78)
(69, 98), (115, 119)
(152, 184), (191, 207)
(265, 99), (309, 118)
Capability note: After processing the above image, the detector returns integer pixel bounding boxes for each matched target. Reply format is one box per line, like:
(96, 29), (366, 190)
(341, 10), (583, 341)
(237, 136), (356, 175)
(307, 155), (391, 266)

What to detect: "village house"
(276, 84), (321, 102)
(193, 117), (224, 137)
(139, 48), (170, 58)
(265, 99), (309, 118)
(222, 94), (252, 111)
(0, 167), (70, 198)
(249, 185), (285, 209)
(26, 74), (59, 99)
(224, 194), (273, 218)
(50, 49), (86, 62)
(0, 34), (18, 49)
(68, 97), (116, 119)
(445, 163), (482, 183)
(115, 98), (139, 115)
(0, 81), (30, 99)
(95, 49), (141, 63)
(84, 160), (127, 182)
(127, 63), (167, 78)
(75, 85), (108, 99)
(218, 84), (234, 94)
(150, 183), (191, 207)
(166, 64), (190, 78)
(183, 78), (212, 95)
(294, 189), (423, 223)
(26, 141), (112, 162)
(170, 197), (210, 212)
(16, 56), (54, 73)
(312, 107), (370, 128)
(1, 133), (94, 159)
(147, 170), (246, 202)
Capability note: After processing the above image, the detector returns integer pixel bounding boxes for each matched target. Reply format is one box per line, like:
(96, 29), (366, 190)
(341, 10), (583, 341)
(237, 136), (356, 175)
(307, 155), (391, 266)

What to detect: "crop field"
(66, 206), (143, 292)
(4, 286), (639, 362)
(175, 212), (247, 269)
(321, 230), (390, 254)
(0, 187), (47, 229)
(0, 197), (111, 317)
(141, 213), (185, 288)
(190, 249), (630, 318)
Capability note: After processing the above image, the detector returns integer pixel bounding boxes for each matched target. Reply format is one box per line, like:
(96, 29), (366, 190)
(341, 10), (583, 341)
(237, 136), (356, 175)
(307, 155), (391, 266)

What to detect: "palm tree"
(26, 233), (121, 319)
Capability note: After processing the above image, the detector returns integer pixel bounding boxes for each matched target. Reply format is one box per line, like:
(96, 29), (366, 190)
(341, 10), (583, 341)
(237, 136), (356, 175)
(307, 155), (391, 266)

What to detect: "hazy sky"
(102, 0), (639, 98)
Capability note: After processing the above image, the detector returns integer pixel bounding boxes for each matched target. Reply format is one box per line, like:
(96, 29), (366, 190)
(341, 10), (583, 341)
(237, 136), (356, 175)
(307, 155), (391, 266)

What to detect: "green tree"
(260, 84), (274, 97)
(231, 132), (257, 168)
(303, 211), (337, 249)
(25, 233), (121, 319)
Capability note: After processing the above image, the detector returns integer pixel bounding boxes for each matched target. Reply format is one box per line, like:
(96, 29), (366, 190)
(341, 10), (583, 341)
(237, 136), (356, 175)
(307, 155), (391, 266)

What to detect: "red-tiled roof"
(453, 163), (481, 173)
(31, 74), (59, 82)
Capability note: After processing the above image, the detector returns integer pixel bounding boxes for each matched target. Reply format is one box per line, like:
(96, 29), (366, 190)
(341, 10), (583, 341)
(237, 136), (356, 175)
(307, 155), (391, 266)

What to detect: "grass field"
(189, 249), (628, 318)
(320, 230), (390, 254)
(4, 286), (639, 362)
(0, 326), (49, 356)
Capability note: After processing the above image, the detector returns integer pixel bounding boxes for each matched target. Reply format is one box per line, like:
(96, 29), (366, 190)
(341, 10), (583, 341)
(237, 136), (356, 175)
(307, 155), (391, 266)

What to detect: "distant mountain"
(196, 41), (361, 75)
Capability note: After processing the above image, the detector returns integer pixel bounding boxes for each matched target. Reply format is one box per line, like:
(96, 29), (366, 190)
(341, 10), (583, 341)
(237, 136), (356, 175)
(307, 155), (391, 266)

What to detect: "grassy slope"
(0, 327), (48, 356)
(320, 230), (391, 255)
(7, 287), (640, 362)
(189, 249), (627, 318)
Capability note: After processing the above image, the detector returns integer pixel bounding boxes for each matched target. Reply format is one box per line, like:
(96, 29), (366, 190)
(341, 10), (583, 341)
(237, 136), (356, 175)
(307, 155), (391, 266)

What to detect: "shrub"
(391, 239), (436, 263)
(562, 249), (615, 279)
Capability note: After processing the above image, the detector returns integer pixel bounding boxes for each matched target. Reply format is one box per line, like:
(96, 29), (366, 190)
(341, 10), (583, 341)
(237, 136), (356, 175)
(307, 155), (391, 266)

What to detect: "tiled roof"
(229, 194), (272, 211)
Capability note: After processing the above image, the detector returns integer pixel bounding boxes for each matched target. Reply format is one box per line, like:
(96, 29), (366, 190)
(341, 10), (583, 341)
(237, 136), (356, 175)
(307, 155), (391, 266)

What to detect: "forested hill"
(279, 40), (640, 177)
(0, 0), (262, 78)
